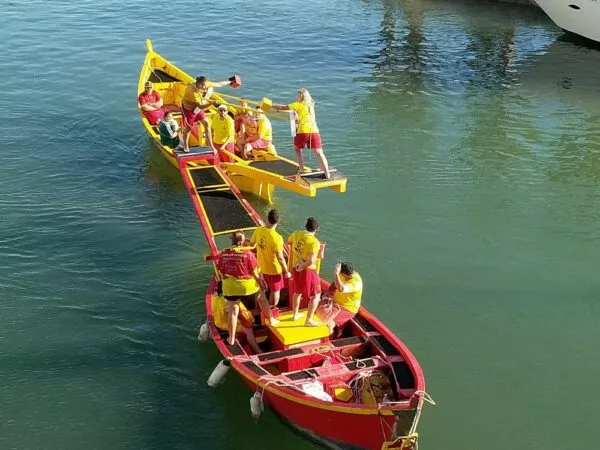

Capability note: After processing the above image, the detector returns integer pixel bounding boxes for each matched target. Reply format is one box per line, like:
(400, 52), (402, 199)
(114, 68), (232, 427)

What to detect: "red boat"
(174, 155), (431, 450)
(137, 41), (431, 448)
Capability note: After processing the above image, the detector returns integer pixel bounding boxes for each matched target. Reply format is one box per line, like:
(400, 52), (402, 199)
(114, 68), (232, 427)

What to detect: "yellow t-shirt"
(288, 101), (319, 134)
(222, 276), (259, 296)
(250, 226), (284, 275)
(257, 117), (272, 142)
(287, 230), (320, 270)
(333, 272), (363, 314)
(182, 81), (214, 110)
(210, 115), (235, 144)
(211, 295), (253, 330)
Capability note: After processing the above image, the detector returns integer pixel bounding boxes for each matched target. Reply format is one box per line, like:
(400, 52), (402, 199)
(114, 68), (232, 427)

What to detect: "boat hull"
(238, 375), (408, 450)
(205, 275), (424, 450)
(535, 0), (600, 43)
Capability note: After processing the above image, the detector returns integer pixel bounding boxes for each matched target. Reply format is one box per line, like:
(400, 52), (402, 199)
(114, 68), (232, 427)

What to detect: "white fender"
(250, 391), (264, 420)
(207, 360), (230, 387)
(197, 322), (210, 342)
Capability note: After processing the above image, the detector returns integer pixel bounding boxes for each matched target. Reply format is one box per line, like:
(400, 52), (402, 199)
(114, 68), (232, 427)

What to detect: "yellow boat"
(138, 40), (347, 203)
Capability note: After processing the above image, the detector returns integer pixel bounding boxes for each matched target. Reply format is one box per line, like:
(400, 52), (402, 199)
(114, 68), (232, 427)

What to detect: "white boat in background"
(535, 0), (600, 44)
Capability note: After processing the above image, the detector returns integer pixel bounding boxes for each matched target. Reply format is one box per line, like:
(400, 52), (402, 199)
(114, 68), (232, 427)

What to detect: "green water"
(2, 0), (600, 448)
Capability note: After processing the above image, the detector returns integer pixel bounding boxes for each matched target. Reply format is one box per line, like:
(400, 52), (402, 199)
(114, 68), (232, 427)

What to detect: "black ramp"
(199, 190), (257, 234)
(148, 69), (181, 83)
(250, 160), (298, 177)
(301, 170), (344, 184)
(190, 167), (226, 188)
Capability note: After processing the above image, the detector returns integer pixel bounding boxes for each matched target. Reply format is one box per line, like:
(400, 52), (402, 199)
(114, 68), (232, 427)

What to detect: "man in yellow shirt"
(250, 209), (291, 308)
(287, 217), (322, 326)
(271, 88), (331, 178)
(211, 104), (235, 153)
(180, 76), (231, 153)
(320, 262), (363, 335)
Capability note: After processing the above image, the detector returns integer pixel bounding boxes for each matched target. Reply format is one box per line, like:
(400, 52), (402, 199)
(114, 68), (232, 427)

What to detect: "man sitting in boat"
(211, 294), (261, 354)
(158, 110), (183, 150)
(236, 108), (273, 159)
(138, 81), (164, 125)
(287, 217), (322, 327)
(210, 104), (235, 153)
(216, 231), (279, 347)
(250, 209), (291, 308)
(318, 262), (363, 335)
(181, 76), (230, 153)
(234, 99), (251, 134)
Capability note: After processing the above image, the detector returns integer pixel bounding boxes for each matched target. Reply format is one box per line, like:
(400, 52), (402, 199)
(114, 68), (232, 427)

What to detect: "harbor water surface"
(1, 0), (600, 449)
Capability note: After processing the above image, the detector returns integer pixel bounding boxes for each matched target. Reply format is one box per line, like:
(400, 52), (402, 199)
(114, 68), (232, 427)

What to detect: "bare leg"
(292, 292), (302, 320)
(183, 127), (191, 152)
(305, 292), (321, 326)
(294, 147), (305, 174)
(270, 289), (280, 307)
(239, 325), (261, 354)
(326, 305), (342, 335)
(226, 301), (240, 345)
(256, 292), (278, 325)
(314, 148), (330, 179)
(243, 143), (252, 160)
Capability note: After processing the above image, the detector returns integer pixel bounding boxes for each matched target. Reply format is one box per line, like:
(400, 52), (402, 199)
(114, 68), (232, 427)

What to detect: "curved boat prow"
(146, 38), (153, 53)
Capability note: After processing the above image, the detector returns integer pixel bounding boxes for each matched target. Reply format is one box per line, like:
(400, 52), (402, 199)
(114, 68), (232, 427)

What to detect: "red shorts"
(263, 273), (284, 292)
(292, 268), (321, 299)
(214, 142), (234, 152)
(182, 107), (206, 128)
(333, 307), (356, 328)
(294, 133), (322, 150)
(249, 139), (270, 150)
(144, 109), (164, 125)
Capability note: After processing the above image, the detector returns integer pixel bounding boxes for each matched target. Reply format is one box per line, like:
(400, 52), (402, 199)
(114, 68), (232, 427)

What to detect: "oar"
(210, 97), (288, 121)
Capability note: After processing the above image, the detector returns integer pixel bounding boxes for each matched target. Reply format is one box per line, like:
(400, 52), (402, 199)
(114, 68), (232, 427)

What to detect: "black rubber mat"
(301, 170), (344, 184)
(148, 69), (181, 83)
(243, 361), (269, 376)
(345, 359), (376, 371)
(189, 167), (225, 188)
(250, 160), (298, 177)
(392, 361), (415, 389)
(287, 368), (318, 381)
(199, 190), (256, 234)
(331, 336), (365, 347)
(257, 347), (303, 362)
(371, 334), (401, 356)
(225, 341), (245, 356)
(353, 315), (378, 333)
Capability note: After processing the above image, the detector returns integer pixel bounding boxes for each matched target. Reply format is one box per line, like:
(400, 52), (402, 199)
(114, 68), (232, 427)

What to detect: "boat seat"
(265, 309), (329, 350)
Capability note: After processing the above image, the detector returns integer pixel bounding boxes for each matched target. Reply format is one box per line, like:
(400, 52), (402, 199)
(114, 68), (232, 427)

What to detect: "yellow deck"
(266, 309), (329, 346)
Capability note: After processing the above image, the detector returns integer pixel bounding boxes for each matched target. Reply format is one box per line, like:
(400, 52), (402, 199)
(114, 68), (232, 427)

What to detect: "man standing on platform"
(217, 231), (278, 347)
(287, 217), (322, 326)
(181, 76), (231, 153)
(251, 209), (291, 308)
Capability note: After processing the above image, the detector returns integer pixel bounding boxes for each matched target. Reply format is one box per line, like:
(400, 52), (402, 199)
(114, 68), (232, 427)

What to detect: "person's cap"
(144, 81), (152, 88)
(218, 104), (228, 111)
